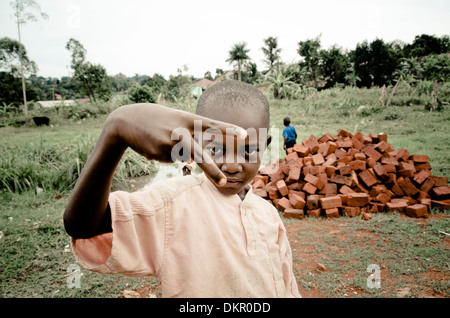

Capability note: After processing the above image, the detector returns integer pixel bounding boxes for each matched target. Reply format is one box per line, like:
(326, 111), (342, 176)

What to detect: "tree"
(404, 34), (449, 58)
(129, 84), (156, 103)
(319, 46), (349, 88)
(10, 0), (48, 125)
(65, 38), (111, 101)
(0, 37), (37, 77)
(298, 36), (321, 88)
(262, 36), (282, 72)
(266, 70), (301, 100)
(350, 39), (400, 88)
(226, 42), (250, 81)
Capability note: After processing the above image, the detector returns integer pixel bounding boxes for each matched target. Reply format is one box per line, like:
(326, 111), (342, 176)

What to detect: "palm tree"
(266, 70), (301, 100)
(226, 42), (250, 81)
(262, 36), (282, 72)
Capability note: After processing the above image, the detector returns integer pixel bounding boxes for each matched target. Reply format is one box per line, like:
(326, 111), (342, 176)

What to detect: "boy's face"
(200, 107), (271, 197)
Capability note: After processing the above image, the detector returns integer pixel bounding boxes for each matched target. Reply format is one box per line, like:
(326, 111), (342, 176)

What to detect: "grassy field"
(0, 85), (449, 298)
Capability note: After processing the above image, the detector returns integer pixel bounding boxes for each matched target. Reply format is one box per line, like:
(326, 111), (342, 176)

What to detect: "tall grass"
(0, 135), (156, 194)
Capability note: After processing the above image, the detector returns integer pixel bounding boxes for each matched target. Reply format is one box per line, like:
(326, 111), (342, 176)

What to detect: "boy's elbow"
(63, 208), (91, 239)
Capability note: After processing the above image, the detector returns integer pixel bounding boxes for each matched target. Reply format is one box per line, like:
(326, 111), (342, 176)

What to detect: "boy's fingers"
(179, 135), (226, 187)
(189, 114), (247, 139)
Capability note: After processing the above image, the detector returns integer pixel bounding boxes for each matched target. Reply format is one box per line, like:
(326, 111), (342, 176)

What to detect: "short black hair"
(283, 117), (290, 126)
(196, 80), (270, 128)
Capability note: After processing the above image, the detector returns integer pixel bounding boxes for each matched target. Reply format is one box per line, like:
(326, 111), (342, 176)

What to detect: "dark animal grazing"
(32, 116), (50, 126)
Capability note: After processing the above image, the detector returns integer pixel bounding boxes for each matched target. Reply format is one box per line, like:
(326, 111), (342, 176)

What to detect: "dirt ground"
(123, 212), (449, 299)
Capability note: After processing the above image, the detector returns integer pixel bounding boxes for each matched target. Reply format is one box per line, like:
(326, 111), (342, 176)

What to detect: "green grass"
(0, 86), (449, 298)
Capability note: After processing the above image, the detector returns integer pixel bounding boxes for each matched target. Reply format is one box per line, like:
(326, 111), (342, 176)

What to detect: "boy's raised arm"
(63, 103), (246, 239)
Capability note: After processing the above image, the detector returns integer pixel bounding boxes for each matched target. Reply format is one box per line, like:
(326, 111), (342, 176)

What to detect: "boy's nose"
(221, 162), (243, 173)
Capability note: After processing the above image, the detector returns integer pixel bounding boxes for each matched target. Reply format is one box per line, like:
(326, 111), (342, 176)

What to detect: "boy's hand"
(108, 103), (247, 186)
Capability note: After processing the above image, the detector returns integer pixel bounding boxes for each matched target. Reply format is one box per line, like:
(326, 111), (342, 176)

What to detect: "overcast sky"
(1, 0), (449, 79)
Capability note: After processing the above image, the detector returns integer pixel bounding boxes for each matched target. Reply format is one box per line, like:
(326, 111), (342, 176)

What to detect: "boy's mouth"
(223, 179), (242, 188)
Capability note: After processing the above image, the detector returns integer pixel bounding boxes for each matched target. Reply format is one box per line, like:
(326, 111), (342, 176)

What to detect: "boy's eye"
(205, 145), (224, 157)
(244, 146), (259, 156)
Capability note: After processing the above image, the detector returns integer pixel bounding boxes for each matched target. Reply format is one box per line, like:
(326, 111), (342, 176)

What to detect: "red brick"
(338, 164), (352, 175)
(306, 195), (321, 210)
(373, 163), (387, 178)
(268, 188), (281, 200)
(320, 195), (342, 209)
(363, 147), (382, 162)
(414, 162), (432, 172)
(312, 153), (325, 166)
(293, 144), (309, 157)
(343, 206), (360, 217)
(374, 141), (389, 153)
(378, 133), (388, 142)
(252, 179), (266, 189)
(325, 208), (340, 218)
(253, 188), (267, 198)
(354, 152), (366, 161)
(303, 182), (317, 195)
(420, 177), (435, 193)
(336, 139), (353, 148)
(288, 189), (306, 200)
(410, 154), (428, 163)
(432, 176), (448, 187)
(349, 160), (366, 171)
(319, 132), (334, 143)
(405, 204), (428, 218)
(307, 208), (321, 218)
(376, 193), (391, 205)
(359, 169), (378, 188)
(396, 148), (410, 161)
(277, 197), (292, 211)
(276, 179), (289, 196)
(334, 148), (347, 159)
(326, 166), (337, 177)
(339, 185), (355, 195)
(268, 169), (285, 183)
(431, 186), (450, 199)
(413, 170), (432, 185)
(286, 166), (301, 183)
(285, 151), (299, 162)
(321, 142), (337, 156)
(283, 208), (304, 219)
(386, 201), (407, 213)
(330, 174), (353, 186)
(347, 193), (370, 207)
(289, 193), (306, 210)
(304, 174), (324, 190)
(398, 178), (418, 197)
(431, 199), (450, 211)
(338, 128), (352, 137)
(320, 183), (338, 196)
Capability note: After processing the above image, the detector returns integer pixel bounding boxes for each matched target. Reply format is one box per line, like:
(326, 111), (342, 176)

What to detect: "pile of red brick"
(251, 129), (450, 219)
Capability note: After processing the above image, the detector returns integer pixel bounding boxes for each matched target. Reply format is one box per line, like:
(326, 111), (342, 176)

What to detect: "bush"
(129, 84), (157, 104)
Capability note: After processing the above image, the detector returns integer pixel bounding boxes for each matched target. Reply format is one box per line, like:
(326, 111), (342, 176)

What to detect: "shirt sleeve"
(70, 187), (167, 277)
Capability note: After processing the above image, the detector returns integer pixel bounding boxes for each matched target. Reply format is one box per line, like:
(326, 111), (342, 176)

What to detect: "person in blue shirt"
(282, 117), (297, 154)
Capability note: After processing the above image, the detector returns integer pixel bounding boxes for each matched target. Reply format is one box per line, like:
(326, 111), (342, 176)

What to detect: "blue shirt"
(283, 125), (297, 142)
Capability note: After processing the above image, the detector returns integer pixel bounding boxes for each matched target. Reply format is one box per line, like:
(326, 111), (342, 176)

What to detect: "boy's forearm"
(63, 116), (127, 239)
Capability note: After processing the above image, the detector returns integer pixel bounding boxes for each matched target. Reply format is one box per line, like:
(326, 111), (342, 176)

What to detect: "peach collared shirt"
(71, 173), (301, 298)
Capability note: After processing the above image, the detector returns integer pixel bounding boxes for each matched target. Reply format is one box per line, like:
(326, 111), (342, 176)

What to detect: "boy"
(64, 81), (301, 298)
(282, 117), (297, 154)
